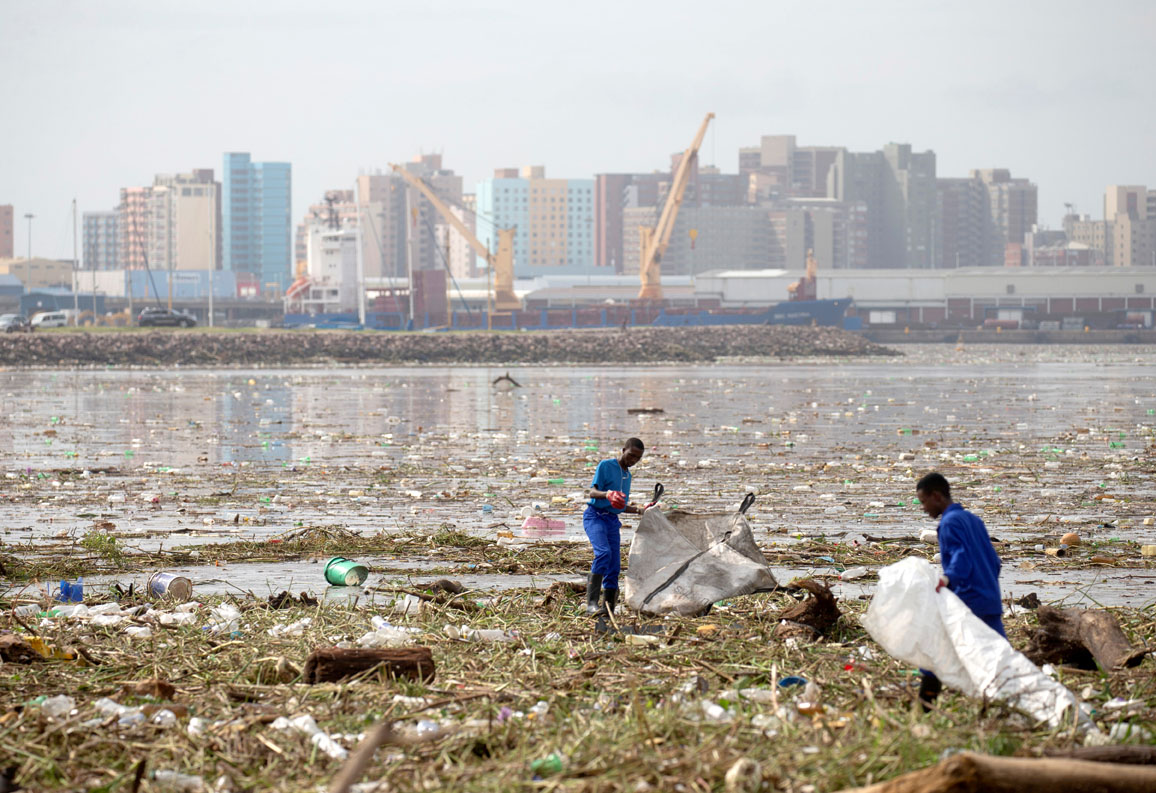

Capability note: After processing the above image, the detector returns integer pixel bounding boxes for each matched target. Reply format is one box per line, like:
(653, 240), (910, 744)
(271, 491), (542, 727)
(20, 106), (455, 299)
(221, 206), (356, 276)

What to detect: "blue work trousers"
(921, 613), (1007, 684)
(583, 506), (622, 590)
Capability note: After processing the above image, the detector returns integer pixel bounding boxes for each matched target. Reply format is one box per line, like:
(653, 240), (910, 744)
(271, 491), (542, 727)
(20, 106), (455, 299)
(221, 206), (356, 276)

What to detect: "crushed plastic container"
(443, 624), (518, 643)
(151, 770), (206, 792)
(40, 695), (76, 718)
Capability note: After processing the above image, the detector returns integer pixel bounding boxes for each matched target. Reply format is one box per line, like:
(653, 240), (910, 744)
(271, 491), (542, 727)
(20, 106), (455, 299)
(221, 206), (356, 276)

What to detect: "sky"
(2, 0), (1154, 260)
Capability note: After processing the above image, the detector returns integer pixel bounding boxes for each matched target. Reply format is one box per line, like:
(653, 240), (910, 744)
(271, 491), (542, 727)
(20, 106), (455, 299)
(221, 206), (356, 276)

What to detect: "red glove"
(607, 490), (626, 509)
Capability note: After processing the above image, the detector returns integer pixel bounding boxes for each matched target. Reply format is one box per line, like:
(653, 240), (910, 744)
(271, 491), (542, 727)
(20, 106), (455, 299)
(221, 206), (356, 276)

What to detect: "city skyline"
(3, 0), (1154, 261)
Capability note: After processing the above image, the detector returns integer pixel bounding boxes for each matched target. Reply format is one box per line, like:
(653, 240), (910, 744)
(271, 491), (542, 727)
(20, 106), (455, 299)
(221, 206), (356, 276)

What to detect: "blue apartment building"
(223, 152), (292, 294)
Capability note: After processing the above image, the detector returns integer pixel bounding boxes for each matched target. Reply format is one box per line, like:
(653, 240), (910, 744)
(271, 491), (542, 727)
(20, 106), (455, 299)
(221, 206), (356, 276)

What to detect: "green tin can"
(325, 556), (369, 586)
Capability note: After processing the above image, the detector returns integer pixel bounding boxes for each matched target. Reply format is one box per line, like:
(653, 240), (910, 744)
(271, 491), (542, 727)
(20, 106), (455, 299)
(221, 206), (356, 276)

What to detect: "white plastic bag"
(862, 557), (1094, 732)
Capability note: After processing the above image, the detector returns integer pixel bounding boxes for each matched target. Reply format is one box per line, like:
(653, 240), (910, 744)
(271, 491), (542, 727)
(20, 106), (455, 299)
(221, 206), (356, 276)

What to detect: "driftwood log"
(833, 751), (1156, 793)
(303, 647), (435, 684)
(1024, 605), (1149, 670)
(774, 579), (841, 639)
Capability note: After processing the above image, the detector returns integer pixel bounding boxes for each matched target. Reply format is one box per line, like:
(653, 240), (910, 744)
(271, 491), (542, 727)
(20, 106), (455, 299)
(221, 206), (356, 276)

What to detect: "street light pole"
(23, 213), (34, 261)
(72, 199), (79, 324)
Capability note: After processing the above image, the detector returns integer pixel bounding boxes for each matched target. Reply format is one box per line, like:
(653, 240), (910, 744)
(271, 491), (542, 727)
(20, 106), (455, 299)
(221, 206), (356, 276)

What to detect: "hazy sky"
(3, 0), (1154, 260)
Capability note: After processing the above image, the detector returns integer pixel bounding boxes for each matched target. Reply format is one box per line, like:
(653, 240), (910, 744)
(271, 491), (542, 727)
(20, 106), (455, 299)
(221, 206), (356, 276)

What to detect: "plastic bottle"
(839, 566), (868, 581)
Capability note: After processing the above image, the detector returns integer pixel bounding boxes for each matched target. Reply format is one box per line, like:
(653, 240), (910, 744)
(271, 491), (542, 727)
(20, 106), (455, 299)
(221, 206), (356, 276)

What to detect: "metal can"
(325, 556), (369, 587)
(148, 572), (193, 600)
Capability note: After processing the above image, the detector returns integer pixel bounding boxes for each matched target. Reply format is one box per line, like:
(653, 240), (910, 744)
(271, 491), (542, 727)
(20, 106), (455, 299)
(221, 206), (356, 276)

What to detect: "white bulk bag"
(624, 504), (777, 617)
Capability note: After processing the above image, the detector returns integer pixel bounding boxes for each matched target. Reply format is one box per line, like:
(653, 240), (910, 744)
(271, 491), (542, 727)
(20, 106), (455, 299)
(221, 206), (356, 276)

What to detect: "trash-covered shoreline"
(0, 325), (891, 367)
(4, 579), (1153, 793)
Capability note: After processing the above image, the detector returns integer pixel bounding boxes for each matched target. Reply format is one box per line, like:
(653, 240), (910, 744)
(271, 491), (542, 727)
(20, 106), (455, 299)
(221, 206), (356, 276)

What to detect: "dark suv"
(138, 307), (197, 328)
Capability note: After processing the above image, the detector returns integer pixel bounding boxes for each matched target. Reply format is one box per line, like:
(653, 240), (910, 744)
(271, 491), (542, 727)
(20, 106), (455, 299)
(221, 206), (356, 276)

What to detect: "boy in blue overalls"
(914, 471), (1007, 710)
(584, 437), (645, 615)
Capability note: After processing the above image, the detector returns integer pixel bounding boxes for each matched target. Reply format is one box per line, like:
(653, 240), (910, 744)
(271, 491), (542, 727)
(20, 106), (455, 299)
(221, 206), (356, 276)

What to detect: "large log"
(833, 751), (1156, 793)
(303, 647), (435, 684)
(1024, 606), (1149, 670)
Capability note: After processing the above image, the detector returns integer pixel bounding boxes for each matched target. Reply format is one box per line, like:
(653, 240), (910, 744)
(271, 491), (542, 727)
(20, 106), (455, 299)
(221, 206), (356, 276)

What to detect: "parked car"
(138, 307), (197, 328)
(0, 314), (32, 333)
(31, 311), (68, 328)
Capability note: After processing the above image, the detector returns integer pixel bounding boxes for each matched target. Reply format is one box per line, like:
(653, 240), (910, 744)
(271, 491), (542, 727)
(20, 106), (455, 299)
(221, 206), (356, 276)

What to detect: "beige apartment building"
(1104, 185), (1156, 268)
(118, 170), (220, 271)
(0, 257), (73, 289)
(149, 170), (220, 271)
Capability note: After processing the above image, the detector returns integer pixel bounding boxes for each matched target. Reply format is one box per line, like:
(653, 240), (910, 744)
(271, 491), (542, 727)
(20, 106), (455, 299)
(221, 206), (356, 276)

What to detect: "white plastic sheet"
(624, 506), (777, 617)
(862, 557), (1094, 732)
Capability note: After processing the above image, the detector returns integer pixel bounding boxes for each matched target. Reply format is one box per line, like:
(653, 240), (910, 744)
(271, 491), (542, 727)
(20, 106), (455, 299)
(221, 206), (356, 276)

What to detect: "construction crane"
(388, 163), (521, 312)
(637, 112), (714, 301)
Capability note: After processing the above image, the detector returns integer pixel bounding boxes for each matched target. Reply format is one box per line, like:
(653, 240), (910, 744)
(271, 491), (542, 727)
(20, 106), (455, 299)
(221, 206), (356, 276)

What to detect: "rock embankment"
(0, 326), (893, 367)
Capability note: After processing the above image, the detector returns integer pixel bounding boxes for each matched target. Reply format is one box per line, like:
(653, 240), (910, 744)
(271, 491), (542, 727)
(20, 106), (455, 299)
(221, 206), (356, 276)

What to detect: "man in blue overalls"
(584, 437), (645, 615)
(915, 471), (1006, 710)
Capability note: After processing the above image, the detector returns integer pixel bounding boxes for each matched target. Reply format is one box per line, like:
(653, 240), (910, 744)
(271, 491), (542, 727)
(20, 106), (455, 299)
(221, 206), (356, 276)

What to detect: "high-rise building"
(149, 169), (220, 273)
(743, 135), (841, 202)
(828, 143), (936, 268)
(936, 178), (986, 268)
(475, 166), (594, 278)
(973, 169), (1037, 267)
(1063, 214), (1110, 267)
(623, 205), (775, 275)
(1105, 184), (1156, 268)
(594, 173), (664, 272)
(223, 152), (292, 294)
(667, 154), (747, 208)
(0, 205), (12, 259)
(357, 155), (464, 280)
(781, 198), (869, 270)
(82, 211), (118, 270)
(117, 170), (221, 273)
(882, 144), (937, 269)
(117, 186), (152, 269)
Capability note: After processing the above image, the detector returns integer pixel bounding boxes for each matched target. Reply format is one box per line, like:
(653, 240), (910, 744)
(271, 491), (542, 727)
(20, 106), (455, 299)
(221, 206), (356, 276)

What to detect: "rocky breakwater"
(0, 325), (894, 367)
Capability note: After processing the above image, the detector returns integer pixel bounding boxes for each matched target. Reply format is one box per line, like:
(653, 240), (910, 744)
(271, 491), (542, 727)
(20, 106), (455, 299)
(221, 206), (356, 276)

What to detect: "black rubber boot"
(585, 574), (603, 615)
(918, 673), (942, 712)
(603, 587), (619, 614)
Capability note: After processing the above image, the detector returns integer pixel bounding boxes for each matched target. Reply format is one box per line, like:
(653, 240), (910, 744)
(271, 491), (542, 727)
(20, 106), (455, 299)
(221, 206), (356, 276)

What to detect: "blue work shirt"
(938, 502), (1002, 617)
(587, 458), (632, 514)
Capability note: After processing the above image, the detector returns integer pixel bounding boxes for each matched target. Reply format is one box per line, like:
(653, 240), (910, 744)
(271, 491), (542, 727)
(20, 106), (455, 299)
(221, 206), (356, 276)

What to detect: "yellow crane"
(388, 163), (521, 313)
(637, 112), (715, 301)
